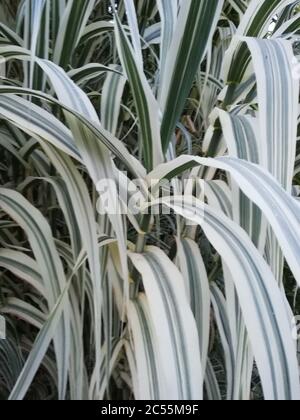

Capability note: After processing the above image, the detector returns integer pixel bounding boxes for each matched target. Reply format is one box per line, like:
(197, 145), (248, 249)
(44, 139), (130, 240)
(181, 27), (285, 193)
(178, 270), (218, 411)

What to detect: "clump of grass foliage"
(0, 0), (300, 401)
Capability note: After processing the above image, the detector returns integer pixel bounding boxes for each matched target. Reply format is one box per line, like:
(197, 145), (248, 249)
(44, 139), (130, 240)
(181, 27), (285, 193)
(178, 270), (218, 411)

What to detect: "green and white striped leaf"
(114, 13), (163, 171)
(0, 188), (69, 400)
(219, 110), (266, 251)
(160, 0), (224, 151)
(210, 282), (235, 399)
(101, 65), (126, 136)
(156, 0), (177, 81)
(176, 238), (210, 372)
(223, 0), (298, 84)
(127, 295), (161, 400)
(243, 38), (298, 191)
(160, 195), (300, 400)
(0, 94), (80, 160)
(124, 0), (143, 67)
(8, 276), (72, 400)
(0, 249), (45, 296)
(148, 155), (300, 289)
(53, 0), (96, 68)
(129, 246), (203, 400)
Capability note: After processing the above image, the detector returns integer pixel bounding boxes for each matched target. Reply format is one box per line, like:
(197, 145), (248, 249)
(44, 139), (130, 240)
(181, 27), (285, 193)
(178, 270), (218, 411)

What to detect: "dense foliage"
(0, 0), (300, 401)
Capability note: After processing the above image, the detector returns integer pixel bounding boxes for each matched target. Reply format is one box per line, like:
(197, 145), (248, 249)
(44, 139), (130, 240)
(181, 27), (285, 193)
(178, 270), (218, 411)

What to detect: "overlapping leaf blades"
(0, 0), (300, 402)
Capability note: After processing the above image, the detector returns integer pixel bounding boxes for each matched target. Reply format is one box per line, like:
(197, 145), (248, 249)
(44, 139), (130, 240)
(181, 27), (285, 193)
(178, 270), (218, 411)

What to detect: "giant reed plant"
(0, 0), (300, 401)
